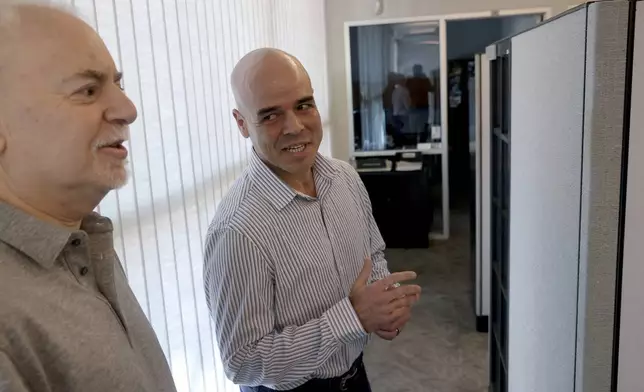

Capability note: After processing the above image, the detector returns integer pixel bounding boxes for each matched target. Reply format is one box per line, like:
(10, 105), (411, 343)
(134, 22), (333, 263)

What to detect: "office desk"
(357, 165), (433, 249)
(353, 144), (443, 158)
(355, 160), (423, 173)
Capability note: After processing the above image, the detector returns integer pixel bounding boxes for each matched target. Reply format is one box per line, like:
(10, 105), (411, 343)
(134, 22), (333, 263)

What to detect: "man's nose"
(105, 89), (138, 126)
(282, 110), (304, 135)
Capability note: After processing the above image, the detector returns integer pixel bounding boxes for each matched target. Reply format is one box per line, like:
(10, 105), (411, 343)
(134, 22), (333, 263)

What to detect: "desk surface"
(354, 160), (423, 173)
(352, 144), (443, 158)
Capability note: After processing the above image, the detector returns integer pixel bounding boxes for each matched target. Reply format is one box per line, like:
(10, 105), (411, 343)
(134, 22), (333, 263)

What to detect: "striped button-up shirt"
(204, 151), (390, 390)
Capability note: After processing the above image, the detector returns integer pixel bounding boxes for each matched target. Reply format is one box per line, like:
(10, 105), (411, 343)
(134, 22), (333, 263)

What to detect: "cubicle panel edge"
(576, 2), (632, 392)
(615, 1), (643, 391)
(487, 37), (512, 392)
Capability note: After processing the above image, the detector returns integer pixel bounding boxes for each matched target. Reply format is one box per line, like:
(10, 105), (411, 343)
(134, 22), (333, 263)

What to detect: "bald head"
(0, 1), (79, 40)
(230, 48), (322, 179)
(0, 1), (87, 76)
(231, 48), (311, 113)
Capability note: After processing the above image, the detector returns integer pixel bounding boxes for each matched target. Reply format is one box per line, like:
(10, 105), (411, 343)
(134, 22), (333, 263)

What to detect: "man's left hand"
(373, 277), (421, 341)
(375, 328), (400, 341)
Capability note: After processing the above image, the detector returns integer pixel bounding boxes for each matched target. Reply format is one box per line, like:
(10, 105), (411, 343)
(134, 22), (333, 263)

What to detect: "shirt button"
(71, 238), (82, 246)
(80, 266), (89, 276)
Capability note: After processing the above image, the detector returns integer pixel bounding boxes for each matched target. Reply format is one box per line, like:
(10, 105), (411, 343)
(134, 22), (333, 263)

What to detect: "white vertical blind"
(54, 1), (330, 391)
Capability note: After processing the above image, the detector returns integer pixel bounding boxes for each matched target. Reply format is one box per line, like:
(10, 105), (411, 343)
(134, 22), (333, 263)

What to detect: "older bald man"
(0, 2), (175, 391)
(204, 48), (421, 392)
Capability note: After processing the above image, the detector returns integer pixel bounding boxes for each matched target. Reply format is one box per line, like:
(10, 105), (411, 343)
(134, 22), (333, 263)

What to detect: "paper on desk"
(396, 161), (423, 171)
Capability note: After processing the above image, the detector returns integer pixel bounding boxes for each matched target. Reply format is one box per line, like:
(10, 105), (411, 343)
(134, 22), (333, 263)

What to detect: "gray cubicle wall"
(617, 2), (644, 391)
(576, 2), (629, 391)
(494, 1), (632, 391)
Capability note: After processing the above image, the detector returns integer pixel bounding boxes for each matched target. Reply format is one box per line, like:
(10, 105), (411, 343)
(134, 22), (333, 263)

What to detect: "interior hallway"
(364, 209), (488, 392)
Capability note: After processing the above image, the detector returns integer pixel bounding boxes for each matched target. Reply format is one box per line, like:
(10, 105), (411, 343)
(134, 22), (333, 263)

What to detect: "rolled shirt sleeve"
(203, 227), (368, 387)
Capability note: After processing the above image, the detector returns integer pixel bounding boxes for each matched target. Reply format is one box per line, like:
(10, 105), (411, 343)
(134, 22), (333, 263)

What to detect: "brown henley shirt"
(0, 202), (176, 392)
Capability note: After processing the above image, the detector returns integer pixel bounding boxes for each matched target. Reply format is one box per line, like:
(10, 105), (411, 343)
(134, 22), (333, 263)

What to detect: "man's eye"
(263, 113), (278, 122)
(78, 85), (99, 97)
(298, 103), (315, 110)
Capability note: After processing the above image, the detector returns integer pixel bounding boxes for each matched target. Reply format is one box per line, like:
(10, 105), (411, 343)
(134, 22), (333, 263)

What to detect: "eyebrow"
(64, 69), (124, 84)
(297, 96), (315, 104)
(255, 96), (315, 117)
(256, 105), (280, 118)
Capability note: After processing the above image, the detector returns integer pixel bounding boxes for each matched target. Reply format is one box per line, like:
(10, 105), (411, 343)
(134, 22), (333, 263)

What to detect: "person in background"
(0, 2), (176, 391)
(204, 48), (422, 392)
(406, 64), (433, 140)
(382, 72), (397, 148)
(391, 72), (411, 146)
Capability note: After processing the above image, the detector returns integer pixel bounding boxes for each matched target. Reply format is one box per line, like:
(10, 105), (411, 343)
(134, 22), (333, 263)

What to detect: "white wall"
(325, 0), (573, 161)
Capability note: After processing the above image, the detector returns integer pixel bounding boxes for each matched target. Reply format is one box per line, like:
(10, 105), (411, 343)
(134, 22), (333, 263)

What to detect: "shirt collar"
(0, 201), (113, 269)
(248, 149), (339, 211)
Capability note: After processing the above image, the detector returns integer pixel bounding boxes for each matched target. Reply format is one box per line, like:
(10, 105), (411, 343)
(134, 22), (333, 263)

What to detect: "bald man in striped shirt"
(204, 48), (422, 392)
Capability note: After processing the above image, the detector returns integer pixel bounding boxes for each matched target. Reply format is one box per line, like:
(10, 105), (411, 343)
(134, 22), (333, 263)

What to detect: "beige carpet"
(364, 211), (488, 392)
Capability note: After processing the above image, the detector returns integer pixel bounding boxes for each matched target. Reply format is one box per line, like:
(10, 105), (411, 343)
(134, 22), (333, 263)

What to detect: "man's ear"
(232, 109), (249, 138)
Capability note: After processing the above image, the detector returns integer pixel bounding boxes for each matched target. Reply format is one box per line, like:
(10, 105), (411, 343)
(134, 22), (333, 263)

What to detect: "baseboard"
(476, 315), (489, 333)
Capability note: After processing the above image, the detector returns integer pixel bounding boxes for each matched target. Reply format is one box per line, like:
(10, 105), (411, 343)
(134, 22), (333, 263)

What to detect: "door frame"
(344, 7), (551, 240)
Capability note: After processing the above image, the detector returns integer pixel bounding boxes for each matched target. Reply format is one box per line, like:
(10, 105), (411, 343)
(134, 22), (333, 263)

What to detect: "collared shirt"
(204, 151), (390, 390)
(0, 202), (176, 392)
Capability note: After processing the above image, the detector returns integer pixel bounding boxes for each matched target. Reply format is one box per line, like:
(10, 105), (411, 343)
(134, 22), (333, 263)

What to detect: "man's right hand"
(349, 258), (421, 333)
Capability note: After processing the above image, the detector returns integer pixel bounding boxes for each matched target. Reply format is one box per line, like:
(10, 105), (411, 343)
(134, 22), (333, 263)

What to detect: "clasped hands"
(349, 258), (421, 341)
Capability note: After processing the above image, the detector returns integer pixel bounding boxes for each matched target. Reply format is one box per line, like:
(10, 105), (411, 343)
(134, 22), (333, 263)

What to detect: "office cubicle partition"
(485, 1), (637, 391)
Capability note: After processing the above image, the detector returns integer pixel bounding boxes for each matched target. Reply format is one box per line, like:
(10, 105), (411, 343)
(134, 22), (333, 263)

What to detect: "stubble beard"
(95, 159), (130, 191)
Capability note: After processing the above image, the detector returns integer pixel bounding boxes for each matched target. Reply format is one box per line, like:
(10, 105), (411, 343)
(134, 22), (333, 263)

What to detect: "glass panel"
(349, 21), (441, 152)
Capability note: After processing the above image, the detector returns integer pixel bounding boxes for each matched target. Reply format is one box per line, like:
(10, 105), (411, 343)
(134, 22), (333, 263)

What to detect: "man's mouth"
(100, 140), (126, 150)
(97, 139), (129, 159)
(283, 143), (307, 153)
